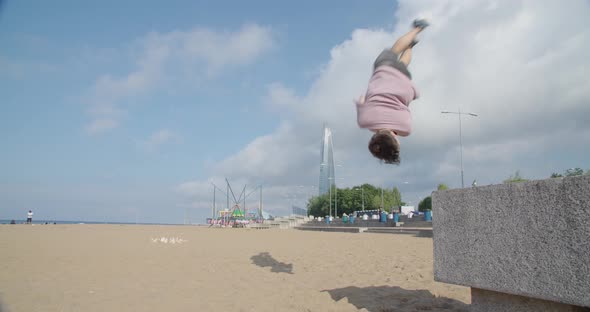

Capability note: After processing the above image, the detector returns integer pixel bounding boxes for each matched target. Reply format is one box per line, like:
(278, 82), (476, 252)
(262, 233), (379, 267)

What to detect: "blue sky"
(1, 0), (394, 179)
(0, 0), (398, 222)
(2, 0), (589, 223)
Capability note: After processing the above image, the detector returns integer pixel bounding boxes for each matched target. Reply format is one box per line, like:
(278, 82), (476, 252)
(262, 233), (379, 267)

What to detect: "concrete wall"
(432, 175), (590, 308)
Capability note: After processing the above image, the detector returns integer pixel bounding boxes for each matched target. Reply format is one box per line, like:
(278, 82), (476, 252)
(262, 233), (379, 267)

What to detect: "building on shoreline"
(318, 125), (335, 196)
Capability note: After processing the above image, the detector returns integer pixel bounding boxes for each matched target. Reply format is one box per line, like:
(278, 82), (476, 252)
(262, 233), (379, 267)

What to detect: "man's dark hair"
(368, 130), (400, 164)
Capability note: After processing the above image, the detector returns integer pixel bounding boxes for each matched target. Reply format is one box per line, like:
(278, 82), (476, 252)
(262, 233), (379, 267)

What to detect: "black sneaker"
(413, 19), (430, 29)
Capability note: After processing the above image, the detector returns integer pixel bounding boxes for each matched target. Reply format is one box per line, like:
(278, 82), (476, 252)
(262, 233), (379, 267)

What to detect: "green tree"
(369, 187), (404, 213)
(333, 187), (363, 217)
(565, 168), (584, 177)
(391, 187), (402, 209)
(308, 184), (378, 217)
(348, 184), (378, 212)
(504, 170), (528, 183)
(550, 172), (563, 178)
(350, 186), (367, 212)
(371, 194), (382, 209)
(418, 196), (432, 212)
(306, 183), (417, 216)
(307, 194), (330, 217)
(437, 183), (449, 191)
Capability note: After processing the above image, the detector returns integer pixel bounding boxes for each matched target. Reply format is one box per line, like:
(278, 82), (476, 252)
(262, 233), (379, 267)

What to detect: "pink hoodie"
(356, 65), (419, 136)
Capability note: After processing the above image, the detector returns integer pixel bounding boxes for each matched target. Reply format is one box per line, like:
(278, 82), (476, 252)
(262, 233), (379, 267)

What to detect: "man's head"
(368, 130), (400, 164)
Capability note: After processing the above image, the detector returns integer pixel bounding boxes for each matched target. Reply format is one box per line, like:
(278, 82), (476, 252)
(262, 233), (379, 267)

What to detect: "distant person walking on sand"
(356, 18), (429, 164)
(26, 210), (33, 224)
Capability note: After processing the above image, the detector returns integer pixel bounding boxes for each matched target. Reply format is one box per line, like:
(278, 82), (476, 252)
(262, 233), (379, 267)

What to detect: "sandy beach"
(0, 224), (469, 312)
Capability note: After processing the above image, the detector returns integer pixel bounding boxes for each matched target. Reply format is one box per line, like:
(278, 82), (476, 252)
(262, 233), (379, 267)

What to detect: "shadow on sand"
(322, 285), (469, 312)
(250, 252), (293, 274)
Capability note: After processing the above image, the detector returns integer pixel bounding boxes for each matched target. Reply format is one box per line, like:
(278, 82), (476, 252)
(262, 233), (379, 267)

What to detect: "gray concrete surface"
(365, 227), (433, 237)
(301, 216), (432, 228)
(294, 226), (433, 236)
(471, 288), (590, 312)
(294, 226), (367, 233)
(432, 175), (590, 308)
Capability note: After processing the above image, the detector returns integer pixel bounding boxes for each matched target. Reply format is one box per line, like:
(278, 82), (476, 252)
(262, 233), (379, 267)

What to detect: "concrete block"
(432, 175), (590, 308)
(471, 288), (590, 312)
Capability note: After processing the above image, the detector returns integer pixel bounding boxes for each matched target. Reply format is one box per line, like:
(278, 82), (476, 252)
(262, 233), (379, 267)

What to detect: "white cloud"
(84, 101), (125, 134)
(0, 55), (59, 79)
(177, 0), (590, 217)
(140, 129), (182, 151)
(84, 23), (276, 134)
(85, 118), (119, 134)
(265, 82), (301, 111)
(178, 23), (276, 71)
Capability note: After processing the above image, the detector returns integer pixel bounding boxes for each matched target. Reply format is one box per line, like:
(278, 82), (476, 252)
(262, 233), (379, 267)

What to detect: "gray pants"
(373, 49), (412, 80)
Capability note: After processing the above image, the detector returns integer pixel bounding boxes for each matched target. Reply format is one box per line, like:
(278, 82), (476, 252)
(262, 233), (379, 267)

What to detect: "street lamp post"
(353, 186), (365, 211)
(362, 187), (364, 211)
(327, 165), (342, 217)
(334, 177), (344, 217)
(328, 178), (332, 217)
(381, 187), (384, 209)
(335, 186), (340, 217)
(442, 109), (478, 188)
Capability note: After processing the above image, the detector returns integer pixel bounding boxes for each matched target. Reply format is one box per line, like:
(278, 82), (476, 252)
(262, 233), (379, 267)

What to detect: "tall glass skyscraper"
(318, 125), (335, 196)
